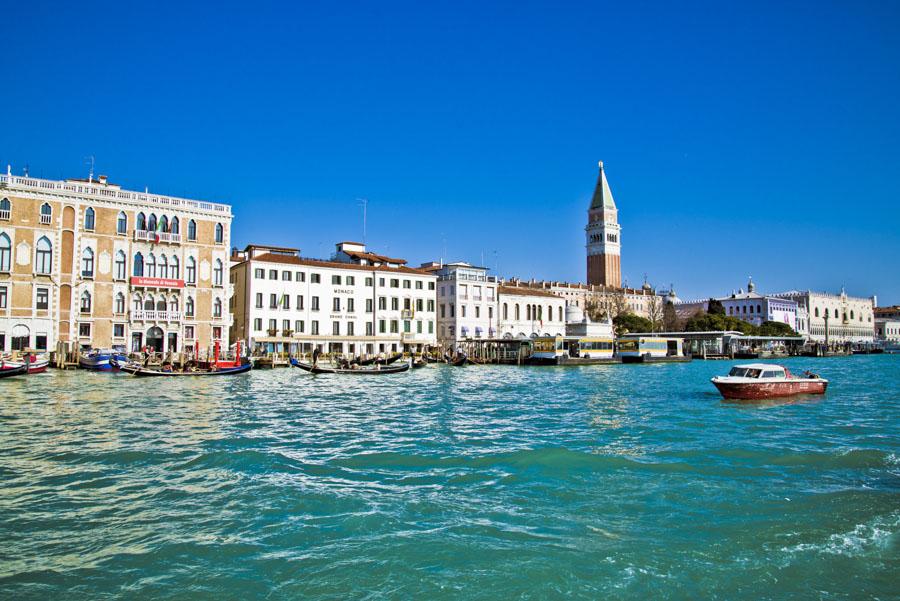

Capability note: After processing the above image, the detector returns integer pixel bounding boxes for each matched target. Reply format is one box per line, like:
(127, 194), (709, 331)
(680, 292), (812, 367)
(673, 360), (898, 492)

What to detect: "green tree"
(707, 298), (726, 315)
(663, 302), (679, 331)
(613, 313), (653, 336)
(756, 321), (799, 337)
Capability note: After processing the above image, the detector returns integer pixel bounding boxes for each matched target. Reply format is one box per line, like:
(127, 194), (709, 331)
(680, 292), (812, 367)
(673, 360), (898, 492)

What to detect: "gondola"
(290, 357), (410, 375)
(448, 356), (468, 367)
(115, 361), (252, 377)
(351, 352), (403, 366)
(411, 359), (427, 369)
(0, 364), (28, 379)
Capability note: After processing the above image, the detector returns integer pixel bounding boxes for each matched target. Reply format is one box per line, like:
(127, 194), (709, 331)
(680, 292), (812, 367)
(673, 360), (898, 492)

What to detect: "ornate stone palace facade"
(0, 169), (232, 355)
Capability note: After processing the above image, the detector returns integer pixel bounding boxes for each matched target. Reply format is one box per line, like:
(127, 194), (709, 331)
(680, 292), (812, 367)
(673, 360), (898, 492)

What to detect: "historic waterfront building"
(0, 168), (232, 355)
(496, 282), (566, 339)
(585, 161), (621, 288)
(676, 279), (801, 332)
(423, 261), (498, 346)
(504, 279), (660, 320)
(230, 242), (437, 356)
(770, 289), (875, 343)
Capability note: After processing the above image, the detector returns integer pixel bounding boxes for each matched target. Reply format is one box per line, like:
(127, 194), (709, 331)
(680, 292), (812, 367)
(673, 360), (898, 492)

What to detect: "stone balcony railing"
(131, 310), (182, 322)
(134, 229), (182, 244)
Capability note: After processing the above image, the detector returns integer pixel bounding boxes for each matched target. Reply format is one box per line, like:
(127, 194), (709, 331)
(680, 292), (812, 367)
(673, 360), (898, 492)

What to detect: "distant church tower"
(585, 161), (621, 288)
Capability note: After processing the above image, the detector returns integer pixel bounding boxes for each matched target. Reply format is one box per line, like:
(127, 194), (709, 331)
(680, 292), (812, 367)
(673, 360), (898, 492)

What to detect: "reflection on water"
(0, 356), (898, 599)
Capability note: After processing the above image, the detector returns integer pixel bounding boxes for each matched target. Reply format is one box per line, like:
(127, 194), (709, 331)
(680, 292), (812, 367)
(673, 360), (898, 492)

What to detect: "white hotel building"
(230, 242), (437, 356)
(423, 261), (499, 346)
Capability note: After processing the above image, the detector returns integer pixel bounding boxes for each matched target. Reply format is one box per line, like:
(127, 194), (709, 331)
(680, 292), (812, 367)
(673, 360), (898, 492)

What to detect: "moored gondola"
(115, 360), (252, 377)
(448, 355), (468, 366)
(0, 364), (28, 379)
(290, 357), (410, 374)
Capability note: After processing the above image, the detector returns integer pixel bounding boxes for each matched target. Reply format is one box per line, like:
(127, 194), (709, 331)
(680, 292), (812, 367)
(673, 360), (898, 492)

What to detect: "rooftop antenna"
(357, 198), (368, 245)
(440, 233), (446, 267)
(23, 163), (29, 177)
(85, 155), (95, 183)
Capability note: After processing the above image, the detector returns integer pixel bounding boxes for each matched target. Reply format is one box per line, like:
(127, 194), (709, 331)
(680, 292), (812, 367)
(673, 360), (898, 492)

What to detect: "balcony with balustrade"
(131, 309), (182, 322)
(134, 229), (182, 244)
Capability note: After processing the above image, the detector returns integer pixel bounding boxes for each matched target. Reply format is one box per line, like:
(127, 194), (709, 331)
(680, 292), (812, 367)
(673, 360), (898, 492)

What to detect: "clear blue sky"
(3, 1), (899, 304)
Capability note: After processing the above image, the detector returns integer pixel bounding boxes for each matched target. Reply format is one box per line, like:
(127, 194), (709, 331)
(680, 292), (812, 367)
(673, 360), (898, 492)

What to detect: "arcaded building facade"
(0, 169), (232, 355)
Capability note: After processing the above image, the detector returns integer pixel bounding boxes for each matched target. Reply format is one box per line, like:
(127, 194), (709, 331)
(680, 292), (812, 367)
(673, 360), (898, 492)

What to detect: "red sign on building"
(130, 276), (185, 289)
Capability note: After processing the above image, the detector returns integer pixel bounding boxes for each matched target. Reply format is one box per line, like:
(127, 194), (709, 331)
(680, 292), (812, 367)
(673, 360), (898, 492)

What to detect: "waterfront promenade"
(1, 356), (897, 599)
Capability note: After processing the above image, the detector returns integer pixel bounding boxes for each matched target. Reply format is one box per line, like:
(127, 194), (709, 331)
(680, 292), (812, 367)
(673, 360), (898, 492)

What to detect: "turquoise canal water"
(1, 356), (898, 599)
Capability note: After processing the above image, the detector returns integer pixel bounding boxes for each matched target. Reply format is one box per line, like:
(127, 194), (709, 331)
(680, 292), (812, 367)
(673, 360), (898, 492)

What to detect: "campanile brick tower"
(585, 161), (621, 287)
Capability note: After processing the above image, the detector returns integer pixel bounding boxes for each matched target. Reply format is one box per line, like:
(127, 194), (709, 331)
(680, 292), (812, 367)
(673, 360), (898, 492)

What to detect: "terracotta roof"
(342, 249), (407, 264)
(498, 285), (562, 299)
(238, 252), (432, 276)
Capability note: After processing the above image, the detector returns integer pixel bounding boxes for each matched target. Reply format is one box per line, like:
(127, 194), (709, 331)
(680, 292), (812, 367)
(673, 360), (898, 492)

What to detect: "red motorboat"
(711, 363), (828, 400)
(0, 354), (49, 375)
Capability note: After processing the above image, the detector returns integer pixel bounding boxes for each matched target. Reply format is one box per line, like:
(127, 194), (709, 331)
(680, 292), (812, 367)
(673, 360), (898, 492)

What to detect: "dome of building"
(565, 303), (586, 324)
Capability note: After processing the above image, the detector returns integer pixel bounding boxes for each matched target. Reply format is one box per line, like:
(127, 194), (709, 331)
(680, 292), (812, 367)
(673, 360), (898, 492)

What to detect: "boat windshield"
(728, 367), (762, 378)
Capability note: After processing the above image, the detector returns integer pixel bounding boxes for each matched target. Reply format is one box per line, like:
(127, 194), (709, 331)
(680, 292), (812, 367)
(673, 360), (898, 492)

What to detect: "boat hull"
(118, 362), (252, 376)
(0, 364), (28, 379)
(0, 359), (49, 374)
(291, 358), (410, 374)
(713, 379), (828, 400)
(79, 353), (128, 371)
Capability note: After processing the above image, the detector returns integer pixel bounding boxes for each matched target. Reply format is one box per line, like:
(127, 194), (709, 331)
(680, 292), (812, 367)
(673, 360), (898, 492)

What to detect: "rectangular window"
(404, 320), (411, 333)
(311, 296), (320, 311)
(79, 323), (91, 337)
(488, 307), (493, 319)
(311, 320), (319, 335)
(415, 281), (423, 290)
(282, 295), (290, 310)
(462, 306), (467, 317)
(36, 287), (49, 310)
(296, 295), (304, 310)
(269, 269), (278, 280)
(440, 304), (445, 318)
(391, 298), (399, 311)
(450, 305), (455, 317)
(332, 321), (340, 335)
(428, 321), (433, 334)
(365, 277), (374, 287)
(366, 322), (373, 336)
(379, 278), (385, 287)
(346, 276), (355, 285)
(332, 275), (341, 285)
(366, 299), (373, 313)
(475, 306), (480, 318)
(256, 293), (263, 309)
(295, 320), (304, 333)
(282, 271), (292, 281)
(390, 279), (399, 288)
(213, 326), (222, 340)
(255, 268), (264, 279)
(390, 320), (399, 333)
(403, 280), (411, 289)
(347, 322), (355, 336)
(427, 300), (435, 312)
(379, 297), (387, 310)
(347, 298), (355, 313)
(185, 325), (195, 339)
(269, 319), (277, 330)
(113, 323), (125, 338)
(283, 319), (290, 331)
(404, 298), (411, 310)
(254, 318), (262, 331)
(379, 319), (386, 334)
(0, 285), (7, 309)
(311, 273), (321, 283)
(428, 282), (435, 290)
(333, 297), (341, 312)
(417, 320), (422, 333)
(296, 271), (305, 282)
(270, 294), (278, 309)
